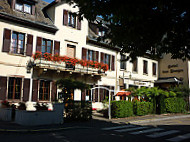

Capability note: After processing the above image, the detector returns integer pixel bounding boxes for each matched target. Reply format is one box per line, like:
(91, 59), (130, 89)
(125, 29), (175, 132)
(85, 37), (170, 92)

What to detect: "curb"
(127, 114), (190, 124)
(0, 126), (91, 133)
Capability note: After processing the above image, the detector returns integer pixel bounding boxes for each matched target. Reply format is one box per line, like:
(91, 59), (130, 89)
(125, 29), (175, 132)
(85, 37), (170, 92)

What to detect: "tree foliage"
(66, 0), (190, 60)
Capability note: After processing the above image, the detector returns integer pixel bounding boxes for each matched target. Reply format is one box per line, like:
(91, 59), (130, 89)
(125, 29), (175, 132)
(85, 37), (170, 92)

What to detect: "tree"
(66, 0), (190, 60)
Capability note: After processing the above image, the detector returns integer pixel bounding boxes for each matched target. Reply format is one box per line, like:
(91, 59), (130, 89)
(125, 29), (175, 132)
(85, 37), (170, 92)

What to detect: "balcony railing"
(34, 59), (105, 75)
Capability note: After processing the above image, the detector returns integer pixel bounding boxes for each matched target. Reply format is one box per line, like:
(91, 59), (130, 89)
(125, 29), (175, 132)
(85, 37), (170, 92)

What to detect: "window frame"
(120, 54), (126, 70)
(143, 60), (148, 75)
(152, 62), (157, 76)
(41, 38), (53, 55)
(39, 80), (51, 101)
(11, 31), (25, 55)
(15, 1), (32, 14)
(8, 77), (22, 100)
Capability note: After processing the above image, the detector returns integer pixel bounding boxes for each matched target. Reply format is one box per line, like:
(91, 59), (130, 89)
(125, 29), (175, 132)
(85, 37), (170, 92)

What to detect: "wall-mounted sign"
(162, 64), (183, 74)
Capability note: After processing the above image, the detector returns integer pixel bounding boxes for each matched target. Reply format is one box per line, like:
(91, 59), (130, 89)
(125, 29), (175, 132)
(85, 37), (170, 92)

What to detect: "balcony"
(32, 52), (108, 76)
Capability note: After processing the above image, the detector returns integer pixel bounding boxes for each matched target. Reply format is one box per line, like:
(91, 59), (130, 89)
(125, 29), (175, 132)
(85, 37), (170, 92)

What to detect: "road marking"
(166, 133), (190, 142)
(102, 125), (135, 130)
(147, 130), (180, 138)
(114, 126), (148, 132)
(130, 128), (163, 135)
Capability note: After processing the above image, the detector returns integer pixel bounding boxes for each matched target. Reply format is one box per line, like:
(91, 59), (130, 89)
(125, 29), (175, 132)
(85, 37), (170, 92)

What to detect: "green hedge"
(133, 101), (153, 116)
(111, 101), (133, 118)
(164, 97), (187, 113)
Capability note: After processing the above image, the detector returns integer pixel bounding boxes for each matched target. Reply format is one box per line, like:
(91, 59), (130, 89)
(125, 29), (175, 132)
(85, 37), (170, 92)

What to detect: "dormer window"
(15, 2), (31, 14)
(13, 0), (35, 15)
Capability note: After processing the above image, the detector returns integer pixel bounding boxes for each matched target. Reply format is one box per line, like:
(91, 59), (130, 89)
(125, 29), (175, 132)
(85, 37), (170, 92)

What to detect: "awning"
(155, 77), (182, 84)
(116, 91), (131, 96)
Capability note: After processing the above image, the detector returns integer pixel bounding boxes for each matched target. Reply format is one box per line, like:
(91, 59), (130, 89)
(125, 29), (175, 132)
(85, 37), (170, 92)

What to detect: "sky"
(43, 0), (54, 3)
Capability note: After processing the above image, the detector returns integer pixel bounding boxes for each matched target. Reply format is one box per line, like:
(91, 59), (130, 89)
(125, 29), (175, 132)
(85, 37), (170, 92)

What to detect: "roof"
(0, 0), (58, 33)
(155, 77), (183, 84)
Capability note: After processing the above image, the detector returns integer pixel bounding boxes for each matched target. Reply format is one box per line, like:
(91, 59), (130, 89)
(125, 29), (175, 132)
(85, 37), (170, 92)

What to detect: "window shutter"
(54, 41), (60, 55)
(11, 0), (16, 9)
(2, 29), (11, 53)
(32, 5), (35, 15)
(32, 79), (38, 102)
(111, 55), (115, 71)
(108, 55), (111, 70)
(96, 51), (99, 62)
(81, 89), (86, 101)
(99, 87), (104, 102)
(77, 17), (81, 30)
(95, 86), (98, 102)
(101, 52), (104, 63)
(36, 37), (42, 52)
(23, 79), (30, 102)
(0, 76), (7, 100)
(63, 10), (68, 26)
(51, 81), (57, 102)
(82, 47), (87, 60)
(26, 34), (33, 56)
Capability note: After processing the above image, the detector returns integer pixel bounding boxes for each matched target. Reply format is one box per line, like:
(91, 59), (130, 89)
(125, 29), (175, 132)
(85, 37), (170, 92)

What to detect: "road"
(0, 116), (190, 142)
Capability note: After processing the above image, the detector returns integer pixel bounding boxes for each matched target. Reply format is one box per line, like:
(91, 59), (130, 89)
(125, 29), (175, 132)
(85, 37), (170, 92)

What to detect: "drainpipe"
(28, 68), (33, 102)
(115, 51), (118, 94)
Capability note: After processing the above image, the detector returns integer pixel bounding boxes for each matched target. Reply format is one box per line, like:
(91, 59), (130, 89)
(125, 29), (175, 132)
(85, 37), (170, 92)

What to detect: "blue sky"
(43, 0), (54, 3)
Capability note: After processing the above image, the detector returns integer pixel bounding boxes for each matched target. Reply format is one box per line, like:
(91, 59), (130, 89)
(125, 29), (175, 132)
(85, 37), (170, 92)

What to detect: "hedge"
(111, 101), (133, 118)
(164, 97), (187, 113)
(133, 101), (153, 116)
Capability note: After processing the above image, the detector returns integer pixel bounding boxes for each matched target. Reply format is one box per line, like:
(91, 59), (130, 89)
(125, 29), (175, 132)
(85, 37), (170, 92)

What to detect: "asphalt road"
(1, 117), (190, 142)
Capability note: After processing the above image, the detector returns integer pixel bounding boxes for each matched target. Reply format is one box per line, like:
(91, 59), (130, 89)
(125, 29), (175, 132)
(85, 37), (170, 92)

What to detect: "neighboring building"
(156, 54), (190, 89)
(0, 0), (158, 109)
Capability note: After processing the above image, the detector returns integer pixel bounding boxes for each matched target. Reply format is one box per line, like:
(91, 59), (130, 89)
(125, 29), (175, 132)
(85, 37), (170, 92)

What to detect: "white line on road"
(114, 126), (148, 132)
(130, 128), (163, 135)
(166, 133), (190, 142)
(147, 130), (180, 138)
(102, 125), (135, 130)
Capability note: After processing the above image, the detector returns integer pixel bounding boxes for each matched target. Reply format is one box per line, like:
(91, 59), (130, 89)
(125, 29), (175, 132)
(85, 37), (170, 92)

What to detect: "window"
(41, 39), (52, 55)
(143, 60), (148, 74)
(39, 80), (50, 101)
(68, 12), (76, 28)
(152, 63), (157, 76)
(101, 52), (115, 71)
(8, 77), (22, 100)
(15, 1), (32, 14)
(133, 59), (138, 72)
(120, 54), (126, 70)
(87, 50), (97, 61)
(11, 32), (25, 55)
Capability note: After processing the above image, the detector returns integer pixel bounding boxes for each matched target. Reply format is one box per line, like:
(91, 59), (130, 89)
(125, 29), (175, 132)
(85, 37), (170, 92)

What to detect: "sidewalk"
(92, 111), (190, 125)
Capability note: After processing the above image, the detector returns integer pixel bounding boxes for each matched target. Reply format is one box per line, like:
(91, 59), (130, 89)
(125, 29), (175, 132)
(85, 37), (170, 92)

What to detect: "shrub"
(111, 101), (133, 118)
(133, 101), (153, 116)
(164, 97), (187, 113)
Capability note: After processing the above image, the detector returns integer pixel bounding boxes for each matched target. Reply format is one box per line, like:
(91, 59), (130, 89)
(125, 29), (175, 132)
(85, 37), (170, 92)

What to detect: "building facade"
(0, 0), (158, 109)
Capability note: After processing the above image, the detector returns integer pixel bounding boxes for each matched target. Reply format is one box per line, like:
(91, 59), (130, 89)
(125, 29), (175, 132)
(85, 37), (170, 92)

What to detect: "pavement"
(0, 112), (190, 133)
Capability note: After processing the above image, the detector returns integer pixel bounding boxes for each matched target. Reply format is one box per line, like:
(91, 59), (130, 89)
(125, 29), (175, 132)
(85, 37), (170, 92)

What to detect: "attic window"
(15, 1), (32, 14)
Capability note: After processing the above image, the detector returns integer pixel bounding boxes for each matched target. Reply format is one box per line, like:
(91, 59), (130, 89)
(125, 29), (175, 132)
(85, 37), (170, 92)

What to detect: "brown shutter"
(77, 17), (81, 30)
(81, 89), (86, 101)
(101, 52), (104, 63)
(108, 55), (111, 70)
(63, 10), (68, 26)
(23, 79), (30, 102)
(82, 47), (87, 60)
(96, 51), (99, 62)
(111, 55), (115, 71)
(54, 41), (60, 55)
(26, 34), (33, 56)
(95, 86), (98, 102)
(51, 81), (57, 101)
(0, 76), (7, 100)
(32, 79), (38, 102)
(32, 5), (35, 15)
(99, 87), (104, 102)
(11, 0), (16, 9)
(2, 29), (11, 53)
(36, 37), (42, 52)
